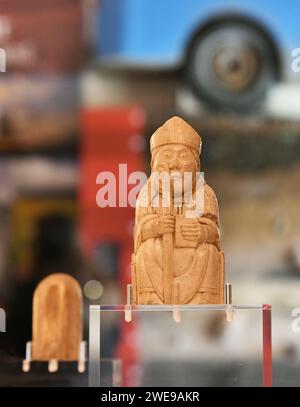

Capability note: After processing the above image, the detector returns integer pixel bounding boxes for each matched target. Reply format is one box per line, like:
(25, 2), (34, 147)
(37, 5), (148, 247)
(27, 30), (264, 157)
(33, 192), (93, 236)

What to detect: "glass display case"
(89, 304), (272, 387)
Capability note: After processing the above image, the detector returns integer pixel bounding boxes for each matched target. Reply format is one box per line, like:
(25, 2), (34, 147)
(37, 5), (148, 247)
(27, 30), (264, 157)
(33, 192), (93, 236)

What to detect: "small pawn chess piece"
(22, 273), (86, 373)
(131, 116), (225, 305)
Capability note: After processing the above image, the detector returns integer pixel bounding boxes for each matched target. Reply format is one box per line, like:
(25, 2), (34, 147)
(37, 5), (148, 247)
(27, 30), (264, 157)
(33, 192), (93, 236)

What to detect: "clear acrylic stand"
(89, 304), (272, 387)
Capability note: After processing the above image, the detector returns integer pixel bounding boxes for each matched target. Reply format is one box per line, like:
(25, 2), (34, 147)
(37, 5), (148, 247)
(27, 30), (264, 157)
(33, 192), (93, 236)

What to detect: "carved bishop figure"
(131, 117), (224, 305)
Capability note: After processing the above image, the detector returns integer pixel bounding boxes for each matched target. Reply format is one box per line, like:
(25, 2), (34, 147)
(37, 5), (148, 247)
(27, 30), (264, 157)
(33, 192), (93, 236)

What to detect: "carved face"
(152, 144), (198, 173)
(151, 144), (199, 197)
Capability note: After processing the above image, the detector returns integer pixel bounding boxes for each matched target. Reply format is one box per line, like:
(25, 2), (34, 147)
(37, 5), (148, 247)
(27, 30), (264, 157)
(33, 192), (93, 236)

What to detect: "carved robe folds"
(132, 182), (225, 305)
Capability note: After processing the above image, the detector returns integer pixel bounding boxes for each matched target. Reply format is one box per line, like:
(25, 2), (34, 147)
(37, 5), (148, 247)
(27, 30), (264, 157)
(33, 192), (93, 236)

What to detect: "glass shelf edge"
(90, 304), (267, 312)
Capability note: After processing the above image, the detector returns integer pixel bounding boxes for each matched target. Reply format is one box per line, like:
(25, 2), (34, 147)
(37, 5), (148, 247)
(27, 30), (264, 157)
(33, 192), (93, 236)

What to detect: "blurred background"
(0, 0), (300, 386)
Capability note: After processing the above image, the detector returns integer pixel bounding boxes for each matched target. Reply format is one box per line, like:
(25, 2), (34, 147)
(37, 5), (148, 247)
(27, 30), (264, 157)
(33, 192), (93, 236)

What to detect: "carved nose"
(169, 156), (179, 170)
(156, 161), (169, 172)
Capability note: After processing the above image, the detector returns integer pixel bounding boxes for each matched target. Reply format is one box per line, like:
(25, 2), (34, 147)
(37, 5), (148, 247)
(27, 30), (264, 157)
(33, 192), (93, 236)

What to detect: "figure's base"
(89, 304), (272, 387)
(22, 341), (87, 373)
(125, 283), (233, 322)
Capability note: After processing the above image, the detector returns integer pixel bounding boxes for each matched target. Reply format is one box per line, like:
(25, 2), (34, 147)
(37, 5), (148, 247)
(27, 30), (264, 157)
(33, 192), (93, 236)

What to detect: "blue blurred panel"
(96, 0), (300, 72)
(96, 0), (126, 56)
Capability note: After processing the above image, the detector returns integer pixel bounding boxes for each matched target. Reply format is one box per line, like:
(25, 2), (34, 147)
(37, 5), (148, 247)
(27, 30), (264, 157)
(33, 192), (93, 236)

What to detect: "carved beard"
(150, 147), (200, 203)
(150, 170), (198, 204)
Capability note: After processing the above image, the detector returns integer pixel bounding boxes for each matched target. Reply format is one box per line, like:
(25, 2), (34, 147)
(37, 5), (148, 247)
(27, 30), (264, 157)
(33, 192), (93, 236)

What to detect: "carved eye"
(164, 152), (171, 159)
(181, 152), (192, 160)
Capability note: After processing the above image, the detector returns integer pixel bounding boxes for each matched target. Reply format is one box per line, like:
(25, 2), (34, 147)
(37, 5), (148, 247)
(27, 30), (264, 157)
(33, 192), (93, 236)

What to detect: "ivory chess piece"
(131, 116), (225, 305)
(23, 273), (86, 373)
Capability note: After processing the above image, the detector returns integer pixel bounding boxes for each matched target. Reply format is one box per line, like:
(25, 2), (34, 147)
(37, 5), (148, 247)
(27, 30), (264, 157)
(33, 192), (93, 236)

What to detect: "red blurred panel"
(116, 317), (141, 387)
(80, 209), (134, 252)
(263, 304), (272, 387)
(0, 0), (82, 73)
(81, 154), (145, 207)
(81, 107), (146, 153)
(80, 106), (146, 253)
(80, 106), (146, 387)
(0, 0), (80, 7)
(120, 243), (134, 290)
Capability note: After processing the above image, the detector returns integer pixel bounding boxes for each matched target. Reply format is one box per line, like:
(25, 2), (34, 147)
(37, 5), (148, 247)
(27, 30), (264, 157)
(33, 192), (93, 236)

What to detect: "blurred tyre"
(185, 22), (277, 113)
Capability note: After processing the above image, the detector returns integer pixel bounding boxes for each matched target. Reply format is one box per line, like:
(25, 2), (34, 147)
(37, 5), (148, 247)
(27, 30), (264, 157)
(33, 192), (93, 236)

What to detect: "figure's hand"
(141, 215), (175, 241)
(180, 219), (203, 242)
(155, 215), (175, 236)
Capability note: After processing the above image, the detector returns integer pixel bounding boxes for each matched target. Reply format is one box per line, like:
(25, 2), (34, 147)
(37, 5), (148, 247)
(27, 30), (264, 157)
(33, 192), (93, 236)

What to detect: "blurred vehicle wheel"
(185, 22), (277, 113)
